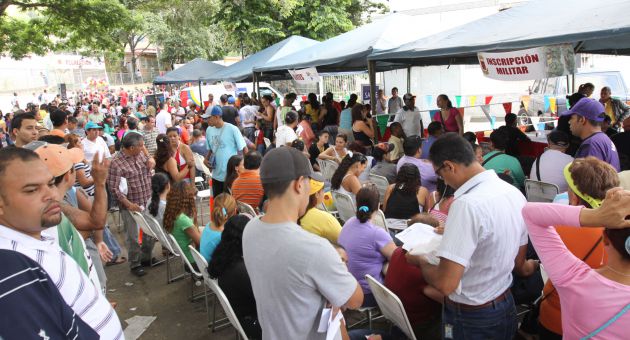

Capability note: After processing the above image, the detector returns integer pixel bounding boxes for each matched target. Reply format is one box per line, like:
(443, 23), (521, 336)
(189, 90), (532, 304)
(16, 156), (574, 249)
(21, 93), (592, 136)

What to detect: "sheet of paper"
(318, 308), (331, 332)
(318, 307), (343, 340)
(396, 223), (442, 265)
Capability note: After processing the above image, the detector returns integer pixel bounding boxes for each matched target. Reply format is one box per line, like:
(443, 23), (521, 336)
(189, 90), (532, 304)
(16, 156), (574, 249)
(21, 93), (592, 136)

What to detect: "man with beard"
(0, 147), (123, 339)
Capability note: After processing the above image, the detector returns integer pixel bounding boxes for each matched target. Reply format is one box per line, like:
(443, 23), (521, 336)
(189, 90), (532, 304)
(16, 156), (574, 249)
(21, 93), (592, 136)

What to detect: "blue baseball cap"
(85, 121), (103, 130)
(560, 98), (606, 122)
(201, 105), (223, 119)
(227, 96), (236, 104)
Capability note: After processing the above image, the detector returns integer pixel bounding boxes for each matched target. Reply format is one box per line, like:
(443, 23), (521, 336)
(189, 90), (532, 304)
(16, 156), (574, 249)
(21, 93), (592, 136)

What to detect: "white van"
(179, 82), (283, 107)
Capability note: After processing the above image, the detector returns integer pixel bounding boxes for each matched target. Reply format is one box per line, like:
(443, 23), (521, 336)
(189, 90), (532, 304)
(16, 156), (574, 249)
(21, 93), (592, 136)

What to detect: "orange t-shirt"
(538, 226), (607, 335)
(50, 129), (66, 138)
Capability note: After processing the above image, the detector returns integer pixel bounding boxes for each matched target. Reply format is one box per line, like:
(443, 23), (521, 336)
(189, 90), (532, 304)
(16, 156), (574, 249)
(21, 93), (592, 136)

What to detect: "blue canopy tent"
(369, 0), (630, 66)
(202, 36), (318, 83)
(153, 58), (226, 84)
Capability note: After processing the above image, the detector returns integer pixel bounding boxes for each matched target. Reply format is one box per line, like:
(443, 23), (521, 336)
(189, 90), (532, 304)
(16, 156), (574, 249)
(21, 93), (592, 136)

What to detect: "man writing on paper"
(405, 133), (538, 340)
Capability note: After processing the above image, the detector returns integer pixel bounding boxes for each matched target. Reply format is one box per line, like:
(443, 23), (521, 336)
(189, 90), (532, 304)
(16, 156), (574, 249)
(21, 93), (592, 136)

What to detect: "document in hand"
(317, 307), (344, 340)
(396, 223), (442, 265)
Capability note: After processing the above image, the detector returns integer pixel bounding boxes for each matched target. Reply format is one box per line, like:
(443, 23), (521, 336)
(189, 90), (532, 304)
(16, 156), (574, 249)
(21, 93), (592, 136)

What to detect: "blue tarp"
(202, 36), (318, 82)
(369, 0), (630, 65)
(254, 13), (444, 74)
(153, 58), (226, 84)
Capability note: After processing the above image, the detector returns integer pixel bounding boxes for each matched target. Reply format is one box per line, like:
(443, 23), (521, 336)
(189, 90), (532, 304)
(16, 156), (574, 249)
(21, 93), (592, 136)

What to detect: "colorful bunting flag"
(469, 95), (477, 107)
(549, 97), (557, 113)
(457, 107), (465, 117)
(455, 95), (462, 107)
(425, 95), (433, 109)
(503, 102), (512, 114)
(485, 96), (493, 105)
(543, 96), (550, 112)
(429, 110), (439, 120)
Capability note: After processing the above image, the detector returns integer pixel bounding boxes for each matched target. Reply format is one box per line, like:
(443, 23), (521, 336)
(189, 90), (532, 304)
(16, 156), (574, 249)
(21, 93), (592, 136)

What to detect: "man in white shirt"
(387, 87), (403, 114)
(0, 147), (124, 339)
(275, 111), (299, 147)
(82, 122), (111, 162)
(170, 99), (186, 118)
(394, 93), (424, 138)
(530, 129), (574, 192)
(406, 133), (538, 339)
(156, 102), (172, 134)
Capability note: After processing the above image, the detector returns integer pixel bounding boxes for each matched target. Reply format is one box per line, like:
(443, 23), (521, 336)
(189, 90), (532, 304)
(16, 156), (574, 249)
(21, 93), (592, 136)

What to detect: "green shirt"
(172, 213), (195, 263)
(56, 214), (89, 275)
(482, 150), (525, 188)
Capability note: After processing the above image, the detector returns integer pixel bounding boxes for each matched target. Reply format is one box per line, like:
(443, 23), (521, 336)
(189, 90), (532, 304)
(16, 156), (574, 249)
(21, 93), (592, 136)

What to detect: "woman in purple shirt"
(338, 184), (396, 307)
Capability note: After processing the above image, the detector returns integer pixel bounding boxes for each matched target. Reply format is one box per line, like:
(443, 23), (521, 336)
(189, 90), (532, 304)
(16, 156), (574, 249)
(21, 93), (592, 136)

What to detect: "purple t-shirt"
(575, 132), (620, 171)
(338, 217), (392, 293)
(396, 155), (438, 192)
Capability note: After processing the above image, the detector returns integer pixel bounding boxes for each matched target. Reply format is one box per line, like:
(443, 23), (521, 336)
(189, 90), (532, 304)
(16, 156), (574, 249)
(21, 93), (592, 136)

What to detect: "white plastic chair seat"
(368, 174), (389, 204)
(197, 189), (212, 199)
(236, 201), (258, 218)
(332, 191), (355, 223)
(524, 179), (559, 203)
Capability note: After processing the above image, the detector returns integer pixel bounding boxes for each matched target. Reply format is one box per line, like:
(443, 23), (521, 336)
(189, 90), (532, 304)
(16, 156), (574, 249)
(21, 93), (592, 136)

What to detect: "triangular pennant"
(485, 96), (493, 105)
(457, 107), (465, 117)
(503, 102), (512, 114)
(469, 95), (477, 107)
(455, 95), (462, 107)
(425, 95), (433, 109)
(549, 97), (557, 113)
(543, 96), (550, 112)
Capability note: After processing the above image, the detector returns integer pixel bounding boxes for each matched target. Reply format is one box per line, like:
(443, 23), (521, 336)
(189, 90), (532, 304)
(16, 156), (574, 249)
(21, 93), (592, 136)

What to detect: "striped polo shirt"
(0, 249), (99, 339)
(0, 225), (124, 339)
(231, 170), (265, 209)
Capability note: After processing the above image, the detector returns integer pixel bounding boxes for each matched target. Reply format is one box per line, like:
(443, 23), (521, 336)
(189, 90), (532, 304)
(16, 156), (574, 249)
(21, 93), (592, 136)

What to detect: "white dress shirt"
(437, 170), (528, 305)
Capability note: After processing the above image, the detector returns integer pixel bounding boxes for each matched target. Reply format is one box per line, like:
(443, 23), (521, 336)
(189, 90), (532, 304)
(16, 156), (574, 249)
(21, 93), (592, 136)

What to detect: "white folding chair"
(371, 209), (390, 234)
(366, 274), (417, 340)
(197, 189), (212, 225)
(195, 176), (208, 191)
(236, 201), (257, 219)
(194, 153), (212, 179)
(128, 211), (165, 266)
(167, 234), (205, 300)
(318, 159), (339, 182)
(189, 247), (247, 337)
(524, 179), (559, 203)
(368, 174), (389, 204)
(143, 214), (184, 283)
(332, 191), (355, 223)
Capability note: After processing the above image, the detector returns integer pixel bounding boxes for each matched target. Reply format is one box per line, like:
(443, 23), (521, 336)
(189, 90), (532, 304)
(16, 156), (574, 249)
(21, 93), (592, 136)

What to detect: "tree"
(0, 0), (130, 58)
(213, 0), (387, 55)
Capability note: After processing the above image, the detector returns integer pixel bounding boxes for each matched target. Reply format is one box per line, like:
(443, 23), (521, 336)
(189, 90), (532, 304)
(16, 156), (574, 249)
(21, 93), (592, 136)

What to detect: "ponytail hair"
(212, 193), (237, 228)
(355, 183), (379, 223)
(149, 173), (170, 217)
(330, 152), (367, 190)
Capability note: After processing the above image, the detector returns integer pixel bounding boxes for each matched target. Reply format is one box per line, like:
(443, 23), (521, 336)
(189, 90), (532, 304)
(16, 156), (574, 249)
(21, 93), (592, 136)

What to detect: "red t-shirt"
(384, 248), (441, 325)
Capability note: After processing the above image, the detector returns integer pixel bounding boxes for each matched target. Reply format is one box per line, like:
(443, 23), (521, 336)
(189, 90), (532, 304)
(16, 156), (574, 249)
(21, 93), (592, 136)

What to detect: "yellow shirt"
(389, 135), (404, 161)
(305, 104), (320, 122)
(300, 207), (342, 243)
(603, 99), (615, 124)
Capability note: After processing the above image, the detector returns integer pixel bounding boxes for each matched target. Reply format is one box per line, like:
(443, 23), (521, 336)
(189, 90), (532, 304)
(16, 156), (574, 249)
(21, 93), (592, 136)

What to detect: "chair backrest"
(144, 213), (179, 255)
(168, 234), (202, 278)
(368, 174), (389, 203)
(371, 209), (389, 233)
(193, 153), (212, 178)
(130, 211), (157, 239)
(318, 159), (339, 182)
(524, 179), (559, 203)
(365, 274), (417, 340)
(190, 246), (248, 340)
(332, 191), (355, 223)
(237, 201), (257, 218)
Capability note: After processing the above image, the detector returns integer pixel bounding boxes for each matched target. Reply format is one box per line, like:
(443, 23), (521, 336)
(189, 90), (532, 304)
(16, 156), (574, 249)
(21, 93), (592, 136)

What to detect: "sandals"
(106, 256), (127, 266)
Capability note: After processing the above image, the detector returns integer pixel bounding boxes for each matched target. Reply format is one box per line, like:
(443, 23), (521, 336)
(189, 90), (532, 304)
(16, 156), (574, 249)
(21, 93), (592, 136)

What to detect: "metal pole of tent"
(407, 66), (411, 93)
(198, 80), (204, 111)
(368, 60), (377, 142)
(256, 72), (260, 100)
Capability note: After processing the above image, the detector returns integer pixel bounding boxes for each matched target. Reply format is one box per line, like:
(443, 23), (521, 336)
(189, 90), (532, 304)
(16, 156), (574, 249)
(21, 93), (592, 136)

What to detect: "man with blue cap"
(561, 97), (620, 171)
(202, 105), (247, 195)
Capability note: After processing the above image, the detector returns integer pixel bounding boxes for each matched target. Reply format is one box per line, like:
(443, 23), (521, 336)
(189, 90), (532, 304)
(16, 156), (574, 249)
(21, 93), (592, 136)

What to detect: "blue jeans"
(442, 292), (517, 340)
(102, 225), (121, 259)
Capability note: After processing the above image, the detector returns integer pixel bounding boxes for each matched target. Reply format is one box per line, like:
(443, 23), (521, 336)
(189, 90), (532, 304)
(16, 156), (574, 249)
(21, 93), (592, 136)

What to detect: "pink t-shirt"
(523, 203), (630, 339)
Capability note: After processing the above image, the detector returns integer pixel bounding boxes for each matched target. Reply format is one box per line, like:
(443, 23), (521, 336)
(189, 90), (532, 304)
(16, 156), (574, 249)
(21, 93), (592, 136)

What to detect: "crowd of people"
(0, 81), (629, 340)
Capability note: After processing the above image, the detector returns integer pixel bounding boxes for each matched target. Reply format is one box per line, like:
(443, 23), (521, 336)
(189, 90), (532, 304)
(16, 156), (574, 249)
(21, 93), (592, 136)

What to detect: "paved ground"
(105, 209), (239, 340)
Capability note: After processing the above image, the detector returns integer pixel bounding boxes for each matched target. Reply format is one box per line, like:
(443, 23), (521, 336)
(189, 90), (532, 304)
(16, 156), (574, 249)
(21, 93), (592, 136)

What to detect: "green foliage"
(0, 0), (130, 58)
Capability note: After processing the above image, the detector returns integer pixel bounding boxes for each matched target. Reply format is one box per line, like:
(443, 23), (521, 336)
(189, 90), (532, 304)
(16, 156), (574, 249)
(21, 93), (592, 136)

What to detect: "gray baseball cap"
(260, 147), (323, 184)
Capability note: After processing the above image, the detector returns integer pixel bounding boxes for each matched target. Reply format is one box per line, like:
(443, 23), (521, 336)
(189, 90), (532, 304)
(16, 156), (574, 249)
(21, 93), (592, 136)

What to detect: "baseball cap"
(547, 129), (570, 147)
(201, 105), (222, 119)
(560, 98), (606, 122)
(403, 93), (416, 101)
(227, 96), (236, 104)
(309, 178), (324, 195)
(24, 142), (84, 177)
(85, 121), (103, 130)
(260, 147), (323, 184)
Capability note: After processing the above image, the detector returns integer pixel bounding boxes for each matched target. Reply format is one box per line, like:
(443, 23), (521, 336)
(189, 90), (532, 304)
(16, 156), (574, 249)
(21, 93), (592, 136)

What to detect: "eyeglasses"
(435, 163), (447, 179)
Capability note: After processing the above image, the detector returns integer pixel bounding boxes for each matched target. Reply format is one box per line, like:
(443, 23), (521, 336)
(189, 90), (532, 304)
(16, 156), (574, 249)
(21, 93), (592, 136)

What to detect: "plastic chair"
(318, 159), (339, 182)
(368, 174), (389, 204)
(371, 209), (389, 234)
(167, 234), (205, 301)
(190, 247), (249, 338)
(524, 179), (559, 203)
(194, 153), (212, 179)
(195, 176), (208, 191)
(197, 189), (212, 225)
(332, 191), (355, 223)
(144, 214), (184, 283)
(237, 201), (257, 219)
(129, 211), (165, 266)
(366, 274), (417, 340)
